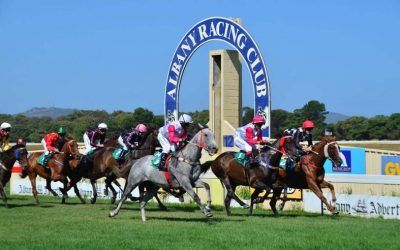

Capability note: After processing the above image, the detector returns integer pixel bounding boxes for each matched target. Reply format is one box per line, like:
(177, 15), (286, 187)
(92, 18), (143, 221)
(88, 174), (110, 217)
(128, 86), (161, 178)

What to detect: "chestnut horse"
(0, 144), (29, 207)
(265, 136), (343, 215)
(25, 139), (84, 204)
(210, 136), (298, 216)
(63, 130), (161, 204)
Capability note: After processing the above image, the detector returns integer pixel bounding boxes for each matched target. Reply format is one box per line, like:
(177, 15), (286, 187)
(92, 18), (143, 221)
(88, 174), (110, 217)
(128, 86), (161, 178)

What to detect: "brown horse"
(0, 143), (29, 207)
(211, 136), (298, 216)
(266, 136), (343, 215)
(64, 129), (161, 204)
(25, 139), (84, 204)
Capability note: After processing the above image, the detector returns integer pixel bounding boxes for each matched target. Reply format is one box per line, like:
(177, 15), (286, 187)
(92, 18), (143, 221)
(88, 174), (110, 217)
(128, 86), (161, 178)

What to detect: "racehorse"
(264, 136), (342, 215)
(64, 130), (162, 205)
(109, 125), (218, 221)
(25, 139), (84, 204)
(0, 143), (29, 207)
(210, 136), (298, 216)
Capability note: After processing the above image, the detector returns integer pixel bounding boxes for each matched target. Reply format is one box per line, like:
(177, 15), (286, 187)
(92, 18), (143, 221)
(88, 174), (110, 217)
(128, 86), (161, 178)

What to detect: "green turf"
(0, 196), (399, 250)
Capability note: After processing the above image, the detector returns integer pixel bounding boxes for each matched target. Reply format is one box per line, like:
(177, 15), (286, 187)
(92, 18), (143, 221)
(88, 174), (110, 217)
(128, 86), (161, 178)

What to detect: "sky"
(0, 0), (399, 117)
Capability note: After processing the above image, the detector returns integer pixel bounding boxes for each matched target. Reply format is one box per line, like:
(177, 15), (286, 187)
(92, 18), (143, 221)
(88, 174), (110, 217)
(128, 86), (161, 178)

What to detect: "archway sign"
(164, 17), (271, 137)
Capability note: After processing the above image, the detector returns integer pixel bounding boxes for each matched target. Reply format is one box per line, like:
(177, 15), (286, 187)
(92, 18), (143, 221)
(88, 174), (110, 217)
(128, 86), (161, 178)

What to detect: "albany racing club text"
(164, 17), (270, 136)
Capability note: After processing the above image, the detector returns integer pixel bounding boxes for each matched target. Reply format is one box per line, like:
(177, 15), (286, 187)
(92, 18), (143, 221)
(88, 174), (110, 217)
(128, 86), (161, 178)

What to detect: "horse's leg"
(139, 184), (158, 222)
(60, 178), (69, 204)
(220, 179), (233, 216)
(179, 176), (212, 218)
(270, 187), (283, 216)
(306, 176), (336, 213)
(278, 185), (288, 211)
(109, 178), (140, 218)
(153, 190), (167, 211)
(232, 187), (249, 209)
(90, 179), (97, 204)
(320, 180), (337, 212)
(73, 184), (86, 204)
(45, 179), (59, 197)
(28, 171), (40, 205)
(249, 188), (263, 215)
(105, 177), (118, 204)
(0, 181), (8, 208)
(194, 180), (211, 212)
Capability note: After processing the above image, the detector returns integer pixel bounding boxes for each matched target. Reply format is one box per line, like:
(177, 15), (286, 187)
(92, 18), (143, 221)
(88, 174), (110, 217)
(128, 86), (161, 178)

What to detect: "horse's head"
(62, 139), (81, 160)
(143, 128), (160, 149)
(13, 145), (29, 170)
(319, 136), (342, 167)
(193, 124), (218, 156)
(277, 136), (298, 162)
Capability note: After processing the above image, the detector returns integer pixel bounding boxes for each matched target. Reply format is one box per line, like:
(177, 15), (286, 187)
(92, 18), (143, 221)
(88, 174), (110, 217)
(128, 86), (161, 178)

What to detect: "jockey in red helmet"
(284, 120), (315, 154)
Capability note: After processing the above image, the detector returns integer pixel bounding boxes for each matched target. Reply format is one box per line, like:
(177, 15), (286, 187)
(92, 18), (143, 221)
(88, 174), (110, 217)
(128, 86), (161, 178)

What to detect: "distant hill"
(18, 107), (77, 119)
(325, 112), (350, 124)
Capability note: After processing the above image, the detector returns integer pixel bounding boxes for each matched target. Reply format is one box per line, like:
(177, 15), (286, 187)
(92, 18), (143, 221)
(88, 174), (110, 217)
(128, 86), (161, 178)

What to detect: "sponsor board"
(324, 147), (366, 174)
(382, 156), (400, 175)
(10, 173), (138, 200)
(304, 191), (400, 219)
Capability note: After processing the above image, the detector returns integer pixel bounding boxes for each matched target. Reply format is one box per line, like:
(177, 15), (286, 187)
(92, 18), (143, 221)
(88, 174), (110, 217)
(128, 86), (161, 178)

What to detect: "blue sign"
(164, 17), (271, 137)
(332, 150), (351, 172)
(381, 156), (400, 175)
(223, 135), (234, 147)
(324, 147), (366, 174)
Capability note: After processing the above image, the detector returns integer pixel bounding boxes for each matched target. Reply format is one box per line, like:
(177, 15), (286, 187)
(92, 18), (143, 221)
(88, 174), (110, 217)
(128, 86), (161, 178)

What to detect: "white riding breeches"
(117, 136), (129, 151)
(83, 133), (95, 155)
(157, 133), (176, 154)
(234, 132), (252, 153)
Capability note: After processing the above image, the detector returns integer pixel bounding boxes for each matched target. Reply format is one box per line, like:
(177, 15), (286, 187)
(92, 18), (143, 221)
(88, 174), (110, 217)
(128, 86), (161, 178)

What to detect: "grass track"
(1, 196), (399, 249)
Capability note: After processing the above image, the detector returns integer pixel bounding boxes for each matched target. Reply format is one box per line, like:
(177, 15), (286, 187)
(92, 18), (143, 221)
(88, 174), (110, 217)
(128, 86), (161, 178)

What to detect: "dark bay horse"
(211, 136), (298, 216)
(64, 130), (161, 204)
(0, 144), (29, 207)
(267, 136), (343, 215)
(25, 139), (84, 204)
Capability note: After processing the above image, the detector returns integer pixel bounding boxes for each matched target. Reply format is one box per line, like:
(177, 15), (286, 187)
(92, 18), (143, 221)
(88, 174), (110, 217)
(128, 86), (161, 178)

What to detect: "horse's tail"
(200, 160), (213, 175)
(119, 161), (135, 179)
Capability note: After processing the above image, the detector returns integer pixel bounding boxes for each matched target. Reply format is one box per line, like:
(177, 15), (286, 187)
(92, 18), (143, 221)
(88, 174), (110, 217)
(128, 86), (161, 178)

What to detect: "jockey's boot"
(43, 152), (54, 170)
(158, 153), (167, 171)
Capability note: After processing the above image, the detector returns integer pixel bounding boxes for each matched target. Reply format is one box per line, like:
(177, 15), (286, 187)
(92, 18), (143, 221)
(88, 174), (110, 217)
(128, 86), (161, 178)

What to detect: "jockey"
(284, 120), (315, 155)
(83, 123), (108, 155)
(0, 122), (12, 171)
(41, 128), (66, 168)
(0, 122), (12, 152)
(118, 124), (148, 152)
(234, 116), (267, 161)
(157, 114), (192, 170)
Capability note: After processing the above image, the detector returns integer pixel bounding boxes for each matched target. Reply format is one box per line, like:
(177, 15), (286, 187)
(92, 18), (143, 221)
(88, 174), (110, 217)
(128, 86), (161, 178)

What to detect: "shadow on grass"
(5, 203), (54, 208)
(142, 216), (242, 223)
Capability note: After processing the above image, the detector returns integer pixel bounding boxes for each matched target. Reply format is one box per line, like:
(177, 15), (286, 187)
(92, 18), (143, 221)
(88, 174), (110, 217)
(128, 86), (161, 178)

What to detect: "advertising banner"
(381, 156), (400, 175)
(304, 191), (400, 219)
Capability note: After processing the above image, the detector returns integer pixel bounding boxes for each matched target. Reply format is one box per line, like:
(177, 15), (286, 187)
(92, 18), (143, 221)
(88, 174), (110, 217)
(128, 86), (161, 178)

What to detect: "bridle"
(323, 141), (340, 163)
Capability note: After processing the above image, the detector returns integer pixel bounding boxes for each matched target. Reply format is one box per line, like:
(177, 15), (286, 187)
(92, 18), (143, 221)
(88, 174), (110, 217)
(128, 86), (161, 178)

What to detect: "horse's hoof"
(159, 206), (167, 211)
(331, 210), (339, 215)
(243, 204), (250, 209)
(109, 211), (116, 218)
(61, 198), (66, 204)
(80, 199), (86, 204)
(205, 212), (213, 218)
(91, 198), (96, 204)
(278, 204), (285, 211)
(205, 206), (211, 213)
(111, 198), (116, 204)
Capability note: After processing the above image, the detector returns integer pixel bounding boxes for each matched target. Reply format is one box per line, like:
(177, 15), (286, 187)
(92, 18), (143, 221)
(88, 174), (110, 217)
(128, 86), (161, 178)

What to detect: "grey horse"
(109, 125), (218, 221)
